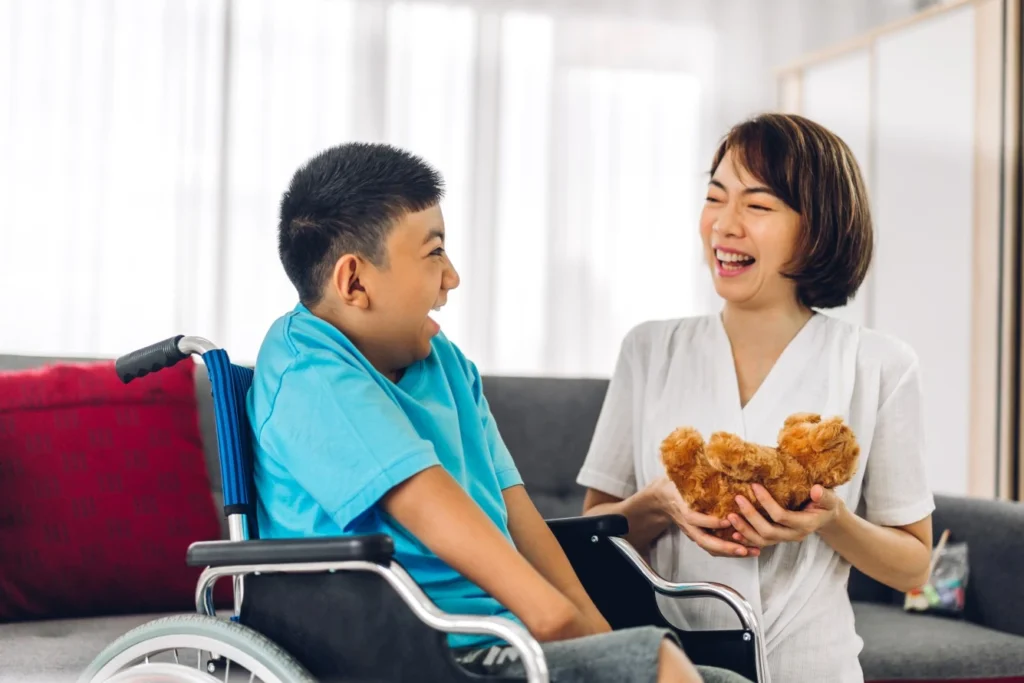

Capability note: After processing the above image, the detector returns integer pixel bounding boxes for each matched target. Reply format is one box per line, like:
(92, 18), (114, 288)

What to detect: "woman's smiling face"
(699, 148), (803, 309)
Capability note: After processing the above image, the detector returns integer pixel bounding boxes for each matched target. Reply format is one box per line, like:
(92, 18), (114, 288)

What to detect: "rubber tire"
(79, 614), (316, 683)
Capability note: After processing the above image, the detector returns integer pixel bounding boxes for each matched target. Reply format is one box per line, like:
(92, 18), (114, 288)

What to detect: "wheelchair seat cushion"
(0, 357), (225, 620)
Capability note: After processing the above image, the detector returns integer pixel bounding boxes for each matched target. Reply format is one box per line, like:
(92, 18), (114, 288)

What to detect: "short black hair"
(710, 113), (873, 309)
(278, 142), (445, 305)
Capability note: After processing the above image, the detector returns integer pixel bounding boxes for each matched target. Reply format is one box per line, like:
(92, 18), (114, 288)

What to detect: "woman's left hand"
(728, 484), (843, 548)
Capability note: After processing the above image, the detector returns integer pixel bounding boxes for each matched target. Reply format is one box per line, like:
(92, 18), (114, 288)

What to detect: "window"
(1, 0), (711, 378)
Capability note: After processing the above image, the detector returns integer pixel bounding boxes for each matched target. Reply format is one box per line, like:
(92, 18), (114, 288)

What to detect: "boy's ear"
(332, 254), (370, 310)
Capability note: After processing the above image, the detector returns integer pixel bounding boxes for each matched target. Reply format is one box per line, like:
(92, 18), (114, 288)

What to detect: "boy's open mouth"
(426, 302), (445, 333)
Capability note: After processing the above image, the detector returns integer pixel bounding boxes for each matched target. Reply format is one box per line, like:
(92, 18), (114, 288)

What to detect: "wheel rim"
(90, 633), (288, 683)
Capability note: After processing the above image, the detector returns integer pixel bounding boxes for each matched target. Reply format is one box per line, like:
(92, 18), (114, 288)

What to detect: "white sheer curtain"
(218, 0), (364, 359)
(213, 1), (711, 373)
(0, 0), (225, 357)
(0, 0), (919, 376)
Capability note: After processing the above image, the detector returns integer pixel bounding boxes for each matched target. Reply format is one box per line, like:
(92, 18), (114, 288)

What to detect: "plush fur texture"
(660, 413), (861, 540)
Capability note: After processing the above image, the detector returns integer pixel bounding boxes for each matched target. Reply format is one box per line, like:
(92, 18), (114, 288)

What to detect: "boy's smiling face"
(330, 203), (460, 378)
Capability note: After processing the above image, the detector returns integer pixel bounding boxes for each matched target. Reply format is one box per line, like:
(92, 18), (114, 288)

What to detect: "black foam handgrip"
(115, 335), (188, 384)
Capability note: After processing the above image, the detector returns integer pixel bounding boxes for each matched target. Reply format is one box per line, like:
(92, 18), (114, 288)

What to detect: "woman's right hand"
(648, 476), (761, 558)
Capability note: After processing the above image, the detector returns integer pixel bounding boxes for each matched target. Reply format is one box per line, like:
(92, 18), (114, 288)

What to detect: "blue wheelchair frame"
(111, 335), (767, 683)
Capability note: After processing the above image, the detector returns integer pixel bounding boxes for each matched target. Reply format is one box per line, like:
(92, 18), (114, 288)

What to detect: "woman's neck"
(720, 300), (815, 354)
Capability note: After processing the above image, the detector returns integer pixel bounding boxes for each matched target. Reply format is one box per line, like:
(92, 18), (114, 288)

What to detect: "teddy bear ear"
(783, 412), (821, 428)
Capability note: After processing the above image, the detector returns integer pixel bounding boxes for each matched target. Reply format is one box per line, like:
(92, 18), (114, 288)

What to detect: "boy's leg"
(451, 627), (751, 683)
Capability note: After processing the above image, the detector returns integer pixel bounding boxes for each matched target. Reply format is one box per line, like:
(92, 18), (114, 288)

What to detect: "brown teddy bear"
(660, 413), (861, 540)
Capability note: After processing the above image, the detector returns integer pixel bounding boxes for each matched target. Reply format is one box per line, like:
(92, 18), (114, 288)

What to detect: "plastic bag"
(904, 537), (968, 617)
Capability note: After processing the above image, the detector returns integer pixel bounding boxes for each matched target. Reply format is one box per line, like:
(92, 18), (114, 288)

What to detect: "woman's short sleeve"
(862, 354), (936, 527)
(576, 329), (641, 499)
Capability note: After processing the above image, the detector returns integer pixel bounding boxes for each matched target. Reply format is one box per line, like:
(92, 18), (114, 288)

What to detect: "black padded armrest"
(186, 535), (395, 568)
(546, 514), (628, 538)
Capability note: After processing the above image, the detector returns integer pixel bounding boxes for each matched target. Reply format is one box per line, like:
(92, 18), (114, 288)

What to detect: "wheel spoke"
(85, 615), (305, 683)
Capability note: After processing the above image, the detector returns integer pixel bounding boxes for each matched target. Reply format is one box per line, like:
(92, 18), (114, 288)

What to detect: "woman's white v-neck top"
(577, 313), (935, 683)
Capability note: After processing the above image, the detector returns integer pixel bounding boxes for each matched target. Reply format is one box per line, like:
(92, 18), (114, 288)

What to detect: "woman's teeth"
(715, 249), (755, 270)
(715, 249), (754, 263)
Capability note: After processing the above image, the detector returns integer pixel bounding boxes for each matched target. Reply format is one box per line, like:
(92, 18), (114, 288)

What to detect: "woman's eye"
(705, 196), (722, 203)
(749, 204), (771, 211)
(431, 247), (446, 256)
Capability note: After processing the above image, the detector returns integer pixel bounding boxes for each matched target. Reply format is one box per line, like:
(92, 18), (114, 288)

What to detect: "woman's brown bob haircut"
(710, 113), (873, 309)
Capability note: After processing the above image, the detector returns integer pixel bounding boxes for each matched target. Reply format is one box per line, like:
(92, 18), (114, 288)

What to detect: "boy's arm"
(381, 465), (602, 642)
(446, 347), (609, 634)
(502, 484), (612, 634)
(259, 349), (596, 641)
(452, 349), (611, 634)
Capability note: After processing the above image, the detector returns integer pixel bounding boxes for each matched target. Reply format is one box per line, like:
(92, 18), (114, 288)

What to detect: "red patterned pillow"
(0, 357), (225, 620)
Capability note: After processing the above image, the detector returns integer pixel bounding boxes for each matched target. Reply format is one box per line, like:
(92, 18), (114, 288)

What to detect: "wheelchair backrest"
(202, 349), (259, 540)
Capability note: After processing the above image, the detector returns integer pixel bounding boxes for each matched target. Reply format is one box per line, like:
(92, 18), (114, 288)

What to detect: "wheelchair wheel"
(79, 614), (315, 683)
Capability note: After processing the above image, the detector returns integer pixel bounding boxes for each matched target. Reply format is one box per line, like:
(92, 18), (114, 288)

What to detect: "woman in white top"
(578, 113), (935, 683)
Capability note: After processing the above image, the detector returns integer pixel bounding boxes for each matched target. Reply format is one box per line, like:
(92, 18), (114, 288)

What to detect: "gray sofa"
(1, 354), (1023, 682)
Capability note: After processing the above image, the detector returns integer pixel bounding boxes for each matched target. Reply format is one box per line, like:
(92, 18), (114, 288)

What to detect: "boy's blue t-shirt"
(246, 304), (524, 648)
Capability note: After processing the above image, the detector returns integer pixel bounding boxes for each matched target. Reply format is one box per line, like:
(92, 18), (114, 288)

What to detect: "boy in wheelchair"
(245, 142), (746, 683)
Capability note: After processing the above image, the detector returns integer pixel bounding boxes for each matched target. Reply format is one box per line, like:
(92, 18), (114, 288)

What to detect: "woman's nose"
(714, 203), (744, 237)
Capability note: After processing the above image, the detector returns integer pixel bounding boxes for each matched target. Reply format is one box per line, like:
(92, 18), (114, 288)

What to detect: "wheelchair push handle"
(115, 335), (189, 383)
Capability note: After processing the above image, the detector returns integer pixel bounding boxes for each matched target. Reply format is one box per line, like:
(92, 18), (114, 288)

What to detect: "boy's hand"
(381, 466), (591, 642)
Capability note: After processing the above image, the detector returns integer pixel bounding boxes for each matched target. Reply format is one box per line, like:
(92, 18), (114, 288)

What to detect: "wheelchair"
(78, 335), (767, 683)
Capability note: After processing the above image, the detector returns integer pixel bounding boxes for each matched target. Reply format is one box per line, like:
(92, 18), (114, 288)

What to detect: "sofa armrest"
(186, 535), (395, 568)
(851, 494), (1024, 637)
(931, 494), (1024, 637)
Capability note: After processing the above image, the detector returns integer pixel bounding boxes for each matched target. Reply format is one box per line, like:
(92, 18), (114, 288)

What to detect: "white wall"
(870, 5), (976, 496)
(801, 49), (874, 328)
(787, 4), (982, 496)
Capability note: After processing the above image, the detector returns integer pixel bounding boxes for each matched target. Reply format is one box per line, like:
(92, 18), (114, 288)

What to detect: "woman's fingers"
(750, 484), (794, 525)
(735, 495), (802, 542)
(686, 523), (760, 558)
(809, 485), (839, 511)
(661, 481), (732, 530)
(682, 507), (733, 530)
(728, 513), (767, 547)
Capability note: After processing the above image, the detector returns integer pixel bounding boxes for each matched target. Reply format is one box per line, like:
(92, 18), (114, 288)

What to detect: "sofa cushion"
(481, 376), (608, 519)
(0, 358), (224, 621)
(0, 611), (183, 682)
(854, 602), (1024, 681)
(850, 495), (1024, 644)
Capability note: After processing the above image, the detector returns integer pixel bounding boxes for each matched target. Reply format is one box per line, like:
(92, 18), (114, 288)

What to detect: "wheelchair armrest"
(545, 513), (628, 538)
(186, 534), (394, 568)
(608, 536), (760, 629)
